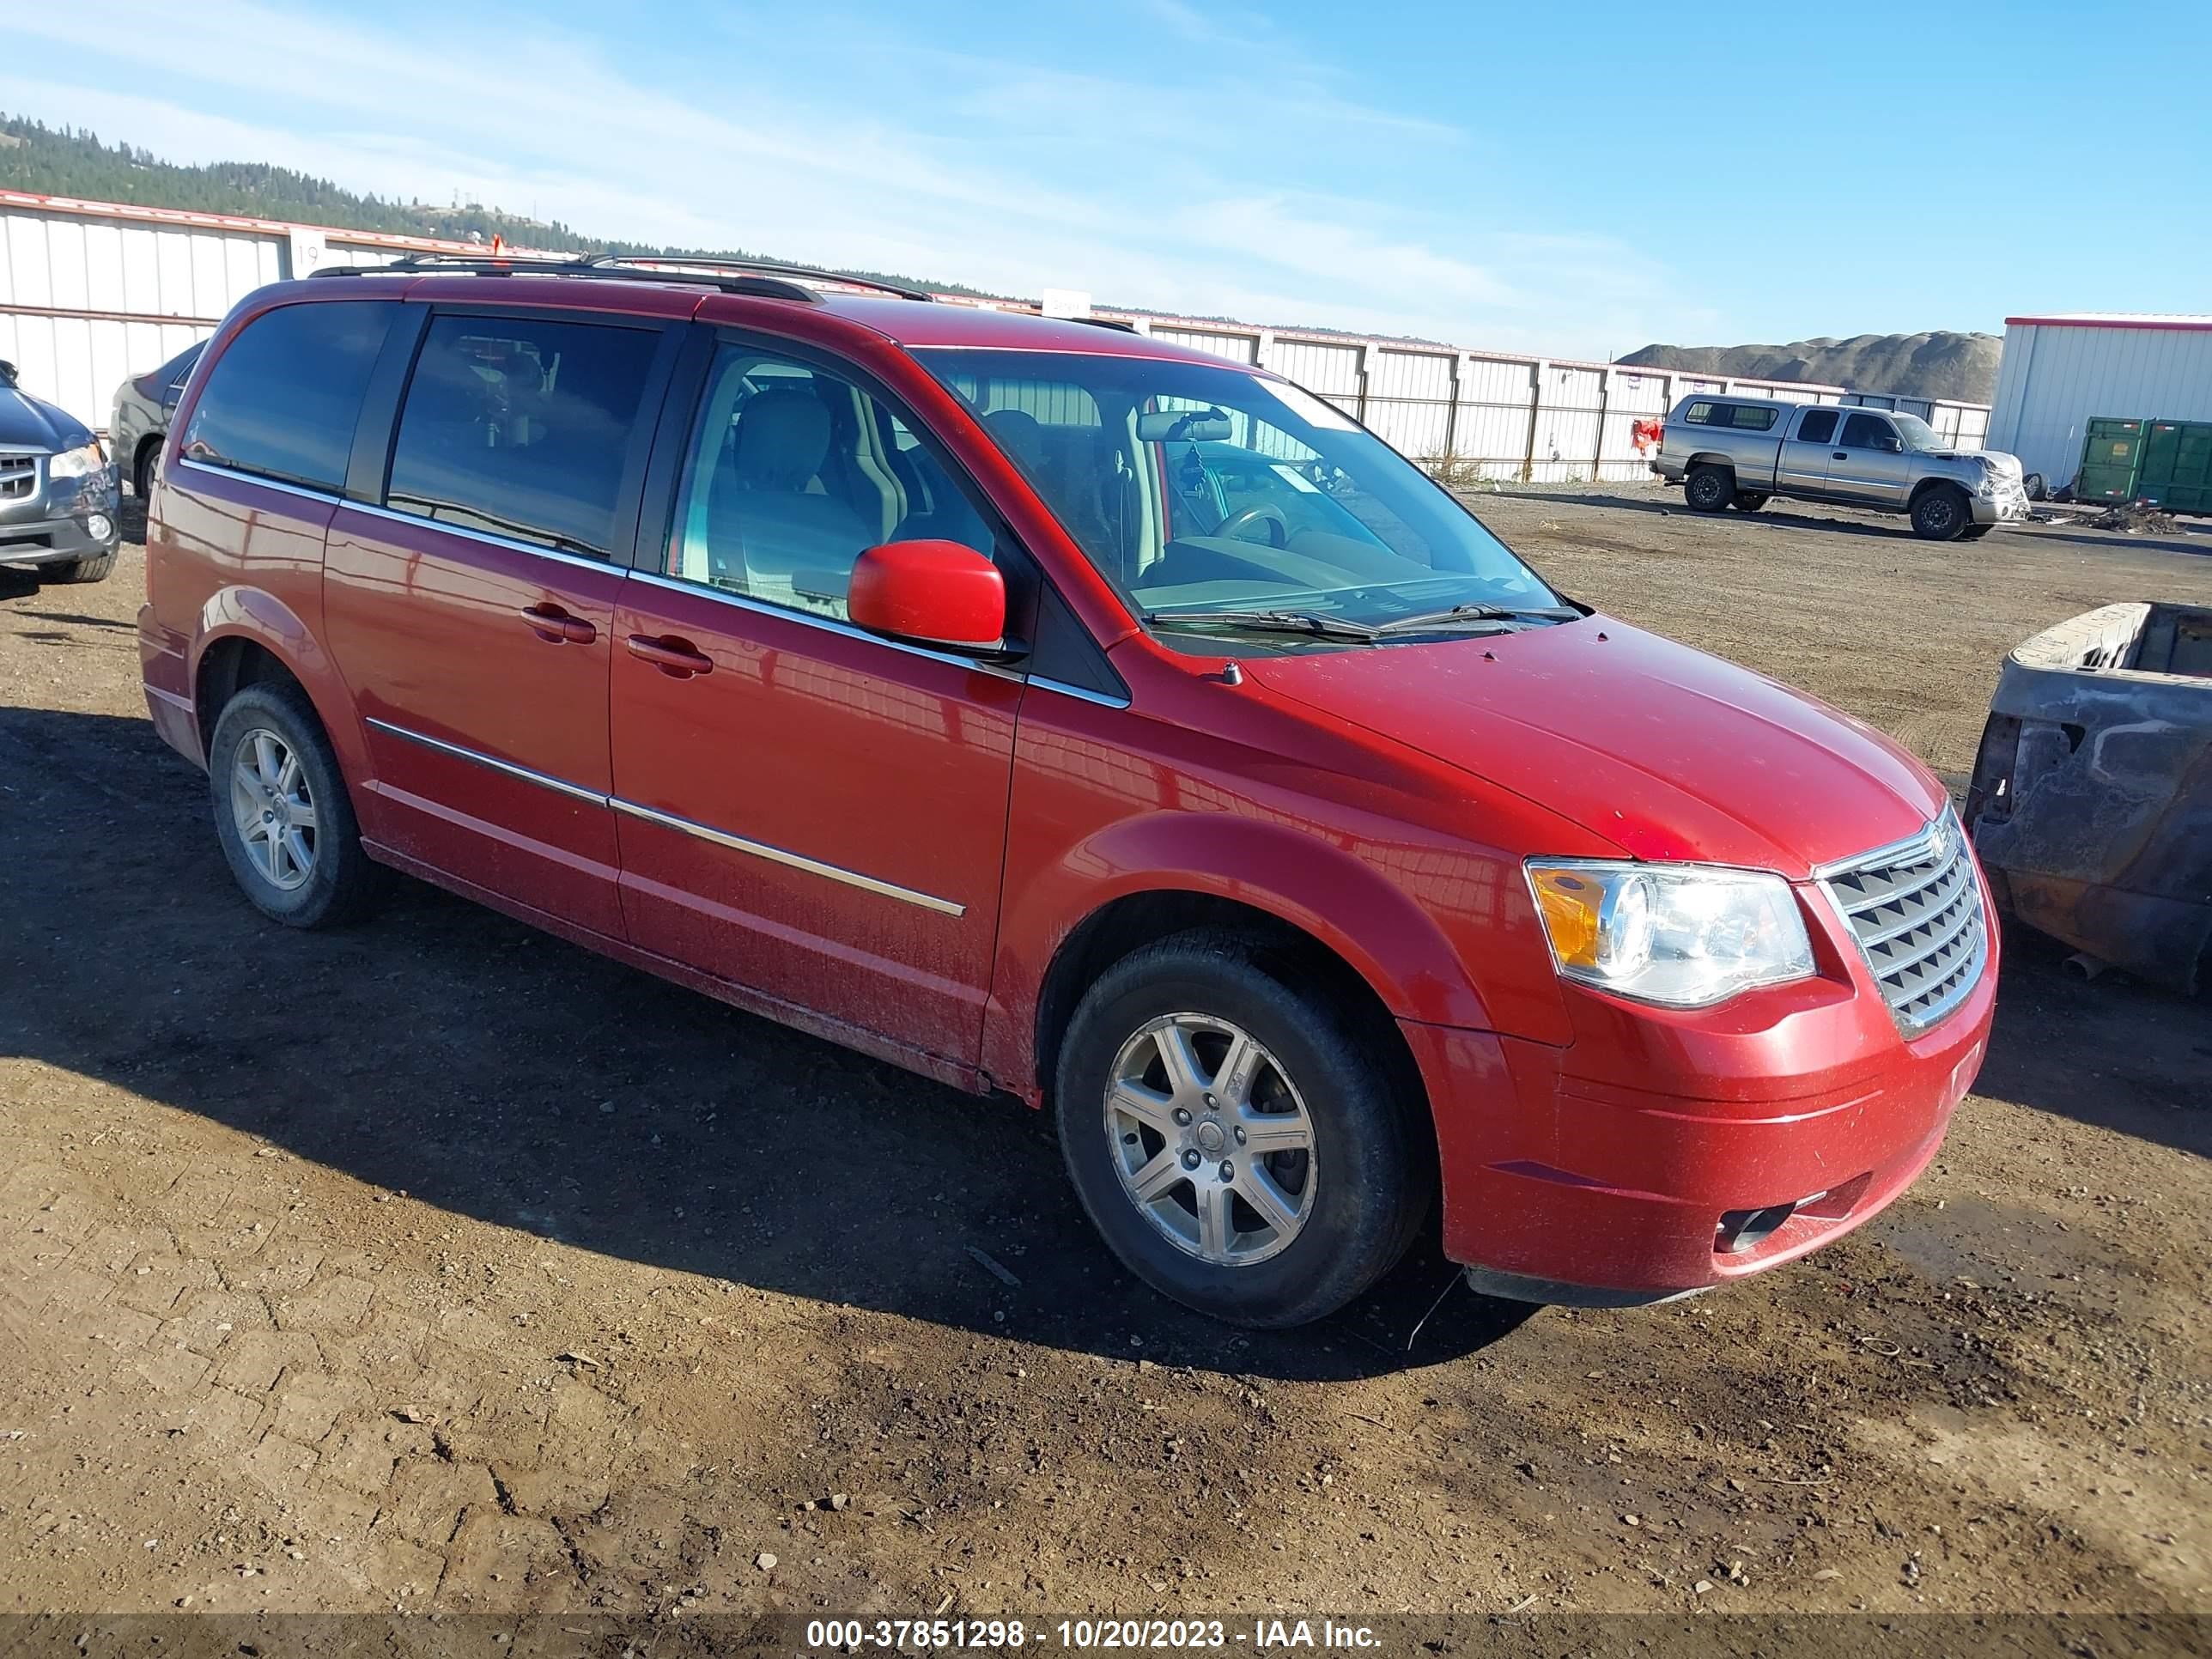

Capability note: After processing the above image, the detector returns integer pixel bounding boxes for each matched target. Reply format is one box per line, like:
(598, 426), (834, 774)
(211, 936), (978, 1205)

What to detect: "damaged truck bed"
(1966, 601), (2212, 993)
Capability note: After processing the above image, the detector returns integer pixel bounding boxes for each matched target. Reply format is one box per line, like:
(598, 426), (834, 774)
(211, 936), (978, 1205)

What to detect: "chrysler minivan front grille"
(1821, 810), (1987, 1035)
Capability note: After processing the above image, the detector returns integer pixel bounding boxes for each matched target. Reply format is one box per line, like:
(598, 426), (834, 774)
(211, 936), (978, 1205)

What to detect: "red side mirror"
(848, 540), (1006, 653)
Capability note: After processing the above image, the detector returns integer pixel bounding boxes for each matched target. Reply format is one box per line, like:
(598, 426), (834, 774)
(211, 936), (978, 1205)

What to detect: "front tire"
(1054, 930), (1428, 1328)
(1684, 465), (1733, 513)
(1911, 485), (1971, 541)
(49, 550), (116, 584)
(208, 681), (384, 928)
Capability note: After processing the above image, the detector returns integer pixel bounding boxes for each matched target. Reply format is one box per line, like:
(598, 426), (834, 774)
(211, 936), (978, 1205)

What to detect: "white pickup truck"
(1651, 394), (2029, 541)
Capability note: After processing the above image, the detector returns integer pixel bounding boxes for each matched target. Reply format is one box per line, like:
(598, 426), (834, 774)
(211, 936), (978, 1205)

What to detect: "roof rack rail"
(1067, 315), (1138, 333)
(306, 253), (825, 304)
(585, 254), (937, 303)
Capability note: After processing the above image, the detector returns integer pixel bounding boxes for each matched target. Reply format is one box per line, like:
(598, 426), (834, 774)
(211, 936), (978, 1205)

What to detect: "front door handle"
(627, 634), (714, 678)
(520, 603), (597, 645)
(1832, 451), (1849, 460)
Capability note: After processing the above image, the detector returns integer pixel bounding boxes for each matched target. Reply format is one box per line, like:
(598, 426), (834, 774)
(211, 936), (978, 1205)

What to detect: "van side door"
(605, 331), (1025, 1071)
(1777, 405), (1841, 496)
(1826, 411), (1911, 507)
(323, 306), (682, 938)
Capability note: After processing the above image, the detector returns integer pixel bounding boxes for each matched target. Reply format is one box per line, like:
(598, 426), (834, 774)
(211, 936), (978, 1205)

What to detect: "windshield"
(915, 349), (1566, 648)
(1894, 412), (1944, 451)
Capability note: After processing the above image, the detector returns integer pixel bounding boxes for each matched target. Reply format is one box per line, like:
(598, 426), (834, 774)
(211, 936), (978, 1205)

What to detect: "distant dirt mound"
(1619, 332), (2001, 404)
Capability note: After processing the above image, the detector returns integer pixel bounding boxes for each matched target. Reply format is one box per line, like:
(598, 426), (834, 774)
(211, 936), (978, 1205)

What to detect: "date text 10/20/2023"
(804, 1620), (1382, 1650)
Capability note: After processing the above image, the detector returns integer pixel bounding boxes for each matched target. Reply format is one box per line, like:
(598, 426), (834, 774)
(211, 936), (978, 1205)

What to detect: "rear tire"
(1684, 465), (1733, 513)
(208, 681), (385, 929)
(133, 440), (160, 501)
(49, 550), (116, 584)
(1732, 491), (1770, 512)
(1054, 929), (1429, 1328)
(1911, 485), (1971, 542)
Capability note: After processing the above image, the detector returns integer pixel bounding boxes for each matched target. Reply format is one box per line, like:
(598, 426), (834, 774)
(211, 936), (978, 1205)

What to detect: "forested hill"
(0, 114), (994, 298)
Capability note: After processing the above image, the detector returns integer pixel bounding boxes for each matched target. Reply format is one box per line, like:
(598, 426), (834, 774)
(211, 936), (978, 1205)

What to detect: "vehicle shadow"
(1971, 926), (2208, 1159)
(0, 705), (1538, 1382)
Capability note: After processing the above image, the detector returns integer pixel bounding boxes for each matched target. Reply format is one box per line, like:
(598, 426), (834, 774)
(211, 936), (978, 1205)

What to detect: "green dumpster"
(2136, 419), (2212, 514)
(2076, 417), (2148, 502)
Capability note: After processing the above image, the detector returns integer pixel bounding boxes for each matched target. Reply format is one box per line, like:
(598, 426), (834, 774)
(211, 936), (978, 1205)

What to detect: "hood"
(0, 385), (90, 452)
(1929, 448), (2021, 474)
(1249, 616), (1946, 879)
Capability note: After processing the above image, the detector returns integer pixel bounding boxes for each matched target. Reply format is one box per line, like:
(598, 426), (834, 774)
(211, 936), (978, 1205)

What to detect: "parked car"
(0, 359), (122, 584)
(1652, 394), (2029, 541)
(138, 259), (1997, 1327)
(110, 340), (206, 500)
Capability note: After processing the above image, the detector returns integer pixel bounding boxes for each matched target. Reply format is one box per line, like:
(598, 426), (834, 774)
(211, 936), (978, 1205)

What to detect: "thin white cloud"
(0, 1), (1692, 359)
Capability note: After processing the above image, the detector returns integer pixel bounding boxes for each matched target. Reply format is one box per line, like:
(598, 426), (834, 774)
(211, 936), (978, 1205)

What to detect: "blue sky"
(9, 1), (2210, 360)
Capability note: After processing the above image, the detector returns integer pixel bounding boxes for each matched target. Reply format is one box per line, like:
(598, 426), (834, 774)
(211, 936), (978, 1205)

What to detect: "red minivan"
(138, 258), (1996, 1327)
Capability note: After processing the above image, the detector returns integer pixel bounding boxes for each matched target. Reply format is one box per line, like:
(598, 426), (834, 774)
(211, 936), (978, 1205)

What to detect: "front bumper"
(1972, 482), (2030, 525)
(1401, 882), (1998, 1303)
(0, 459), (122, 564)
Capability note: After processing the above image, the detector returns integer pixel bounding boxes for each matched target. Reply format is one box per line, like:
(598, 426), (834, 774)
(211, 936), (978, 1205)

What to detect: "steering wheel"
(1214, 503), (1290, 548)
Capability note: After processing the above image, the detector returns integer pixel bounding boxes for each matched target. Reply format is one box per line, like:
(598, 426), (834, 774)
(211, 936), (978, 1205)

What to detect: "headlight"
(1524, 860), (1815, 1007)
(48, 442), (106, 480)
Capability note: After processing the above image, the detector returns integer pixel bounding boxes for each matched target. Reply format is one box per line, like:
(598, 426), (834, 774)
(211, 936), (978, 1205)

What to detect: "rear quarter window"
(181, 301), (393, 492)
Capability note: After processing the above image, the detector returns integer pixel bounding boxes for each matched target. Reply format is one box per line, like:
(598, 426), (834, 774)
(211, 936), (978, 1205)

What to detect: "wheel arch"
(190, 587), (366, 784)
(131, 430), (163, 491)
(1908, 475), (1969, 507)
(993, 811), (1498, 1115)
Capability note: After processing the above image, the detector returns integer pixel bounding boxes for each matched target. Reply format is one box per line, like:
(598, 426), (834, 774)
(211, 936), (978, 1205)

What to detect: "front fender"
(982, 807), (1516, 1101)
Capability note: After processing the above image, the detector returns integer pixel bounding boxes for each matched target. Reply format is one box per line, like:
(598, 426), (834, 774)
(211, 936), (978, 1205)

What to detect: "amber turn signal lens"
(1529, 868), (1604, 968)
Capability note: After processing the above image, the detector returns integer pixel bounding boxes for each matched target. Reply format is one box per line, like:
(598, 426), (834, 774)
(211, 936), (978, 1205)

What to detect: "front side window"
(1839, 412), (1896, 451)
(916, 348), (1565, 648)
(1893, 412), (1943, 451)
(181, 301), (392, 491)
(386, 315), (660, 559)
(663, 345), (994, 622)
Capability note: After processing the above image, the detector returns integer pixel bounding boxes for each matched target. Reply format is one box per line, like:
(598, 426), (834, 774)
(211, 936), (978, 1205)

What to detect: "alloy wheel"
(1103, 1012), (1317, 1266)
(228, 726), (319, 892)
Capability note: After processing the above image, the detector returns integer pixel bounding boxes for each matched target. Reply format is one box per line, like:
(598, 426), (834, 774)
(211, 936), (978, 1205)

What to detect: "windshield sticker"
(1270, 464), (1322, 494)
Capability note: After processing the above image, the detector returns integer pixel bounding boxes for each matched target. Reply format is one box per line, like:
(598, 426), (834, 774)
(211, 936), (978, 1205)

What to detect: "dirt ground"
(3, 486), (2208, 1626)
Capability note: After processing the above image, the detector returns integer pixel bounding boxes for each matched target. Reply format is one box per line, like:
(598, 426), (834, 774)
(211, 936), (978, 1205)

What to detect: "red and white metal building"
(1988, 313), (2212, 489)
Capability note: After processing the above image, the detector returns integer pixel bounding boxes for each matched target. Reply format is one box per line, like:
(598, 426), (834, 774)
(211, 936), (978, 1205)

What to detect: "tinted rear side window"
(386, 315), (660, 560)
(181, 302), (392, 491)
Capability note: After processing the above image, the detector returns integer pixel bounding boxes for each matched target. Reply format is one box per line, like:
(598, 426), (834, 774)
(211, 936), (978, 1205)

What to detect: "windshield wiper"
(1370, 602), (1581, 635)
(1142, 608), (1380, 642)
